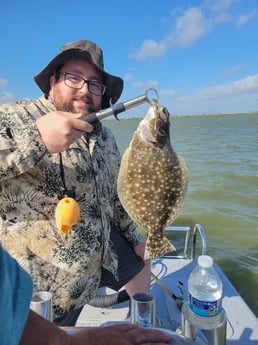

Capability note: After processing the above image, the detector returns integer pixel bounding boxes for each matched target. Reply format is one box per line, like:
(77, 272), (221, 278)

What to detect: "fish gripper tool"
(80, 88), (159, 124)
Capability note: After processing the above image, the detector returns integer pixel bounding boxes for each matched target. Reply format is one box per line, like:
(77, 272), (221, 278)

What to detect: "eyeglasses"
(59, 72), (106, 96)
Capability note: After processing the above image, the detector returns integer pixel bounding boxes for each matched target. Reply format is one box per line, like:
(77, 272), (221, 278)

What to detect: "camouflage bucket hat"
(34, 39), (123, 109)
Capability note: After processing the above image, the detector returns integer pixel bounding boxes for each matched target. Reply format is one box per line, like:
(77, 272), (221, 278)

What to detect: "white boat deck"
(76, 257), (258, 345)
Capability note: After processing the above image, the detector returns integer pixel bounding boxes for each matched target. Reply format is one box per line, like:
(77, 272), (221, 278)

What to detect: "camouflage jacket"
(0, 96), (141, 319)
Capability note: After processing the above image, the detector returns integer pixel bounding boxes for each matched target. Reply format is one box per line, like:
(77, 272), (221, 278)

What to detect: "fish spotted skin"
(117, 99), (188, 259)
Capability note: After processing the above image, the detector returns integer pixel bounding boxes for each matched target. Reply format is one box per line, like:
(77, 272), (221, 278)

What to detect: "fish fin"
(144, 235), (176, 260)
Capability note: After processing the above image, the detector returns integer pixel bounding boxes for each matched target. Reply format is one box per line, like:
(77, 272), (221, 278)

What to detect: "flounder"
(117, 99), (188, 259)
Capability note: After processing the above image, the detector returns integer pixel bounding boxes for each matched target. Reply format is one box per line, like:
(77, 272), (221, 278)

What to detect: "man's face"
(49, 59), (103, 115)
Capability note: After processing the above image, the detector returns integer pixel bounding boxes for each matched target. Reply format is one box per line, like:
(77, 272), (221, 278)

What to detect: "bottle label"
(189, 294), (222, 317)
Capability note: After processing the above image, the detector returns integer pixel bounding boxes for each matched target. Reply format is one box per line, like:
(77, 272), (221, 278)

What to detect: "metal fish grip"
(80, 88), (159, 124)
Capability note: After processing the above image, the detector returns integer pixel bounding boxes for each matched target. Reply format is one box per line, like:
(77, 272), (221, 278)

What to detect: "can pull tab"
(80, 88), (159, 124)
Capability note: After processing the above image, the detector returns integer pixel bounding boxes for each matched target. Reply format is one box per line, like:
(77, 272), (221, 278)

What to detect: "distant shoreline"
(104, 111), (258, 120)
(172, 111), (258, 118)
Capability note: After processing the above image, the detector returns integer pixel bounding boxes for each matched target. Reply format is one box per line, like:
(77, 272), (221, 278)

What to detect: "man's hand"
(36, 111), (93, 153)
(70, 323), (171, 345)
(19, 311), (171, 345)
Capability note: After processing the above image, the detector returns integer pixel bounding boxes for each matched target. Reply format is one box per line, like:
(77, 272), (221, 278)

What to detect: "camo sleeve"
(0, 100), (47, 181)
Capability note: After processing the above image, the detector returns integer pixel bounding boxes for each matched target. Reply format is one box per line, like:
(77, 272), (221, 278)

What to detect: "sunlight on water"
(104, 113), (258, 317)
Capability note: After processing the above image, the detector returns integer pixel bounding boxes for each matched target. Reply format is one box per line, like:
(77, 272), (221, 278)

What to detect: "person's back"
(0, 244), (32, 345)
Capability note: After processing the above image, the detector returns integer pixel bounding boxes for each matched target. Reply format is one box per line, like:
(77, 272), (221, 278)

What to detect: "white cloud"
(162, 74), (258, 114)
(160, 89), (177, 96)
(221, 64), (243, 76)
(0, 78), (8, 87)
(185, 74), (258, 101)
(0, 91), (14, 103)
(202, 0), (239, 13)
(132, 80), (159, 89)
(212, 12), (232, 24)
(0, 78), (14, 103)
(129, 5), (215, 60)
(129, 40), (168, 60)
(129, 0), (255, 60)
(236, 10), (256, 27)
(124, 73), (135, 81)
(124, 74), (258, 116)
(173, 7), (212, 47)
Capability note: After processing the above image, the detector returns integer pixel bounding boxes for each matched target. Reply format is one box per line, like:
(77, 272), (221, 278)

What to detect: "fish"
(117, 99), (188, 259)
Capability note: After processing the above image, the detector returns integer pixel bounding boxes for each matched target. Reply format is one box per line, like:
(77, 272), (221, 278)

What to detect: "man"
(0, 39), (150, 325)
(0, 244), (171, 345)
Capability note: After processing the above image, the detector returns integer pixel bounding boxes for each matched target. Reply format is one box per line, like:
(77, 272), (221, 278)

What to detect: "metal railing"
(164, 224), (206, 260)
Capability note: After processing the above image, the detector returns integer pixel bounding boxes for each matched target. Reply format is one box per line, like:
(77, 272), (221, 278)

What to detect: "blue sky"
(1, 0), (258, 116)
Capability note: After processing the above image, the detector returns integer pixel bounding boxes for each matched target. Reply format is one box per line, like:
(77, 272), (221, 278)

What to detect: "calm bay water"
(104, 113), (258, 317)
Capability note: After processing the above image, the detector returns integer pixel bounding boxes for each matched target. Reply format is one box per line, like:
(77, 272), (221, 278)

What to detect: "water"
(104, 113), (258, 318)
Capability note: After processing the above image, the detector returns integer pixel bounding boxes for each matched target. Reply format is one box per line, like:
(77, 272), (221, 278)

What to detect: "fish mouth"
(145, 139), (157, 146)
(137, 117), (168, 147)
(136, 122), (157, 145)
(136, 99), (170, 147)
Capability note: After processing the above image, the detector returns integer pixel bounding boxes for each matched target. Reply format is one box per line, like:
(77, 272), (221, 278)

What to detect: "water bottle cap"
(198, 255), (213, 268)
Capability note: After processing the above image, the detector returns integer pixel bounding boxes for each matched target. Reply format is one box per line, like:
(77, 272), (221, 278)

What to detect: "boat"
(69, 224), (258, 344)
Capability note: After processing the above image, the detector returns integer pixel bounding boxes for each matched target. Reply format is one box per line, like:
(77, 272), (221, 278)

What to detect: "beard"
(52, 87), (99, 115)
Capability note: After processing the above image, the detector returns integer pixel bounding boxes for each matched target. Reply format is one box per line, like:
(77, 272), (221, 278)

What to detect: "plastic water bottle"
(182, 255), (226, 344)
(187, 255), (223, 327)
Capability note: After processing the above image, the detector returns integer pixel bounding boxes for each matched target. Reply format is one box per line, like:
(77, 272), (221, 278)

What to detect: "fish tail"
(144, 235), (176, 260)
